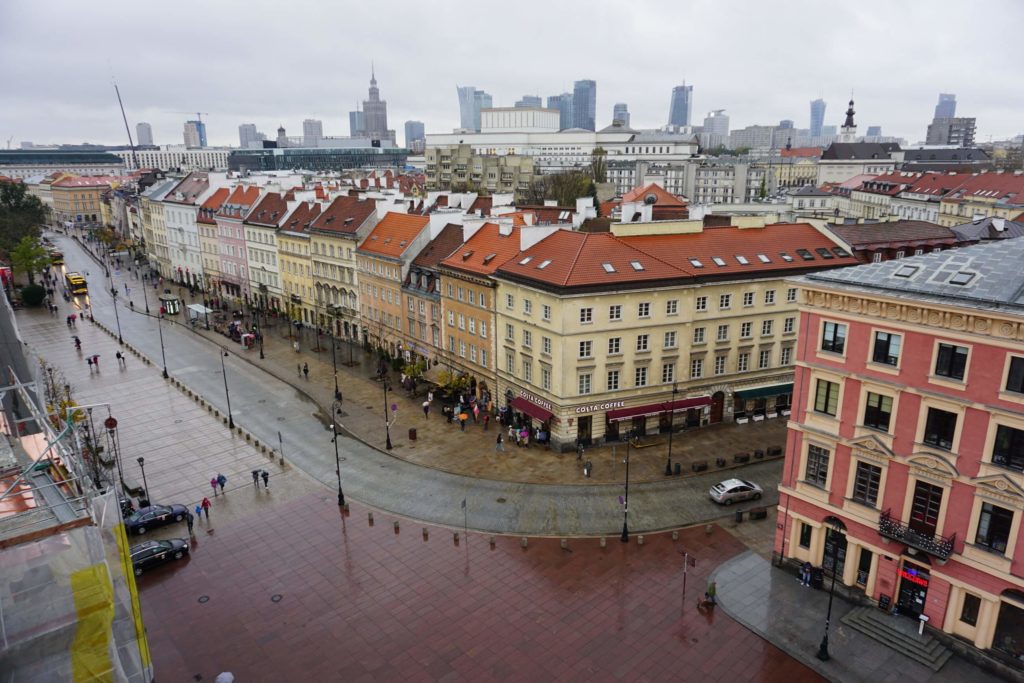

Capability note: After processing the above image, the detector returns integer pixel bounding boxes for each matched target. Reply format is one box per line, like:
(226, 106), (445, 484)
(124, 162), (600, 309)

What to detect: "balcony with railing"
(878, 509), (955, 561)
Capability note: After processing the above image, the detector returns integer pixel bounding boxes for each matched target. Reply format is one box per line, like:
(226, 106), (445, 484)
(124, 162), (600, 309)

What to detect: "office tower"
(136, 122), (153, 146)
(457, 86), (492, 132)
(349, 108), (365, 137)
(926, 117), (976, 147)
(572, 79), (596, 131)
(183, 120), (207, 148)
(276, 125), (288, 148)
(238, 123), (259, 148)
(809, 99), (826, 137)
(779, 119), (794, 129)
(362, 67), (393, 143)
(700, 109), (729, 149)
(515, 95), (542, 108)
(934, 93), (957, 120)
(547, 93), (573, 130)
(302, 119), (324, 147)
(866, 126), (882, 137)
(612, 103), (630, 127)
(404, 120), (425, 149)
(668, 84), (693, 127)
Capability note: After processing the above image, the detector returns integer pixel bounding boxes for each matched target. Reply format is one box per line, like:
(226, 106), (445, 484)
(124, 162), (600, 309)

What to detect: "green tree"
(20, 284), (46, 307)
(10, 236), (49, 285)
(0, 182), (46, 259)
(590, 147), (608, 183)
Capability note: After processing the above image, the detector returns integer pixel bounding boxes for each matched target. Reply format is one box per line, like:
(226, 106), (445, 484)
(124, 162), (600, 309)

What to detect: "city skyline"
(2, 0), (1022, 147)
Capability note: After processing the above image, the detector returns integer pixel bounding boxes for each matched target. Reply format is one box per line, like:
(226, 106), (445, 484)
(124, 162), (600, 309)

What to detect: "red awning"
(509, 397), (554, 423)
(606, 396), (711, 422)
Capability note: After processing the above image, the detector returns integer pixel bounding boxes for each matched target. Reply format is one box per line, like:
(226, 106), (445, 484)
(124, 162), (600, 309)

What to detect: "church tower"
(838, 99), (857, 143)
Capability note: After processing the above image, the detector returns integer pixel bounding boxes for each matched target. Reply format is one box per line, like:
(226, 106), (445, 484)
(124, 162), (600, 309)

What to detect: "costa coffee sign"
(574, 401), (625, 414)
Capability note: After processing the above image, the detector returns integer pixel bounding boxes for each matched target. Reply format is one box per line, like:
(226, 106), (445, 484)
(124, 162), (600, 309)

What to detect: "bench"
(734, 452), (751, 464)
(631, 440), (663, 449)
(121, 479), (144, 497)
(735, 416), (749, 425)
(781, 409), (791, 417)
(752, 414), (765, 422)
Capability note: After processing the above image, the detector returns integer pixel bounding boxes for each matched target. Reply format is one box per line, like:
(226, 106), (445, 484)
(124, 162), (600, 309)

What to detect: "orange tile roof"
(357, 213), (430, 258)
(496, 223), (857, 289)
(439, 223), (525, 276)
(944, 172), (1024, 205)
(53, 176), (116, 188)
(216, 185), (261, 218)
(905, 172), (970, 196)
(621, 183), (687, 207)
(197, 187), (230, 224)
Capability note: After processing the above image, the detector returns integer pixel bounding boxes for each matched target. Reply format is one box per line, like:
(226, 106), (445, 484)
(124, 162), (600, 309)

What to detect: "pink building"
(777, 238), (1024, 667)
(214, 185), (261, 304)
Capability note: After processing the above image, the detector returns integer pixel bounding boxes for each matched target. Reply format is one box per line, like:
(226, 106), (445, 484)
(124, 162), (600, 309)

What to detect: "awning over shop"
(509, 397), (554, 423)
(606, 396), (711, 422)
(734, 382), (794, 401)
(422, 364), (449, 386)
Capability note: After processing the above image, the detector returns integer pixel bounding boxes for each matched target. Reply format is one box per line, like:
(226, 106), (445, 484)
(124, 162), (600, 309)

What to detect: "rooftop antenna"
(113, 81), (139, 171)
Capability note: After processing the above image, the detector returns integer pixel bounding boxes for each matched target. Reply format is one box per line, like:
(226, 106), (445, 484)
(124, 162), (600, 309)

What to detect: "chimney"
(993, 217), (1006, 232)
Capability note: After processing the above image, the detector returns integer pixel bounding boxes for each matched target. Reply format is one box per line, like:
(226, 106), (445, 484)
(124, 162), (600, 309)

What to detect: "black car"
(124, 504), (188, 534)
(130, 538), (189, 576)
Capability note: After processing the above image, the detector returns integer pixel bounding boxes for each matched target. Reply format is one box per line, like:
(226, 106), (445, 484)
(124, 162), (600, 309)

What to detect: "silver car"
(709, 478), (763, 505)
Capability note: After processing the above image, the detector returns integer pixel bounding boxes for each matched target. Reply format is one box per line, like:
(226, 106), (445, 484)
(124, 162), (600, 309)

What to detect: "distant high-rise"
(934, 93), (957, 120)
(612, 103), (630, 128)
(183, 120), (207, 148)
(238, 123), (259, 148)
(349, 108), (365, 137)
(572, 79), (597, 131)
(404, 120), (425, 150)
(866, 126), (882, 137)
(136, 122), (153, 146)
(668, 84), (693, 127)
(303, 119), (324, 147)
(457, 86), (492, 132)
(779, 119), (794, 129)
(926, 117), (976, 148)
(276, 125), (288, 148)
(700, 109), (729, 149)
(362, 67), (394, 143)
(515, 95), (542, 109)
(547, 93), (573, 130)
(809, 99), (826, 137)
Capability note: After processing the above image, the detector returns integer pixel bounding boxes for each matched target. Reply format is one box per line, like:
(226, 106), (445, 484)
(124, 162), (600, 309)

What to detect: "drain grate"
(197, 595), (209, 603)
(496, 498), (507, 504)
(271, 594), (283, 603)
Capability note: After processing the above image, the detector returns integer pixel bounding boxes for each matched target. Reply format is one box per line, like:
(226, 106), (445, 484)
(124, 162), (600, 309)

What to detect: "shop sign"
(518, 390), (552, 412)
(574, 401), (626, 414)
(898, 568), (929, 587)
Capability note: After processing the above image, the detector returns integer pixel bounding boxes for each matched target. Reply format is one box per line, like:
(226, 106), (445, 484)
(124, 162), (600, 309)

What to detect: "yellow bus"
(49, 250), (64, 266)
(65, 272), (88, 295)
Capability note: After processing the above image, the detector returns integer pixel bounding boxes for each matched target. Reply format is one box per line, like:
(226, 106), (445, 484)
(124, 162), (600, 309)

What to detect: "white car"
(709, 478), (763, 505)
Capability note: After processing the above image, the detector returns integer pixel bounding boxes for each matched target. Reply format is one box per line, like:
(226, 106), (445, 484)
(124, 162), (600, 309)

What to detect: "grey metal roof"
(141, 178), (179, 201)
(799, 238), (1024, 312)
(951, 217), (1024, 242)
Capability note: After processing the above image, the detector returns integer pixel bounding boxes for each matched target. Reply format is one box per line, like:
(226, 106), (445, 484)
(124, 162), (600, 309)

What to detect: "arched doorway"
(821, 516), (848, 578)
(710, 391), (724, 423)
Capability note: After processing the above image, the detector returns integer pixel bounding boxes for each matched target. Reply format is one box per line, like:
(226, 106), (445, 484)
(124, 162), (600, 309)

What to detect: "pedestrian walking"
(576, 442), (584, 461)
(210, 476), (219, 496)
(91, 354), (100, 371)
(201, 497), (211, 519)
(495, 433), (504, 452)
(115, 351), (126, 368)
(260, 470), (269, 488)
(297, 363), (302, 377)
(129, 300), (134, 310)
(71, 313), (77, 327)
(584, 460), (593, 477)
(194, 504), (202, 521)
(483, 413), (490, 430)
(186, 511), (195, 536)
(252, 469), (260, 487)
(66, 315), (72, 328)
(302, 363), (309, 380)
(216, 473), (227, 493)
(422, 401), (430, 419)
(124, 283), (129, 294)
(459, 413), (466, 432)
(86, 357), (94, 373)
(427, 390), (434, 404)
(704, 581), (717, 605)
(293, 340), (300, 353)
(73, 336), (81, 350)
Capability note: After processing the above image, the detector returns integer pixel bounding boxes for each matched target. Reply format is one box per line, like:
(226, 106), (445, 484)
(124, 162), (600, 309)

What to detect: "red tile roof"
(468, 195), (493, 216)
(904, 172), (970, 197)
(357, 213), (430, 258)
(244, 192), (289, 227)
(439, 223), (525, 276)
(622, 183), (688, 207)
(280, 201), (322, 235)
(309, 195), (376, 235)
(197, 187), (230, 224)
(943, 171), (1024, 205)
(829, 220), (955, 248)
(216, 185), (261, 219)
(780, 147), (823, 159)
(496, 223), (858, 289)
(853, 171), (922, 197)
(411, 224), (464, 269)
(53, 176), (116, 188)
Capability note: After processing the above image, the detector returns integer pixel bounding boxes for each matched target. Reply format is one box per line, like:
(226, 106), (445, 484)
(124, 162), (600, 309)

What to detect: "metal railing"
(879, 509), (955, 560)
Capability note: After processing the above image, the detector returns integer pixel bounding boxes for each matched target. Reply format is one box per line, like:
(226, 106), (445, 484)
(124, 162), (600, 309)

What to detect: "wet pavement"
(714, 552), (999, 683)
(138, 491), (823, 683)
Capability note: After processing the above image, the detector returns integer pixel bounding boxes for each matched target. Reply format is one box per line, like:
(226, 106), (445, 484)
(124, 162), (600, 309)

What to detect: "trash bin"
(811, 567), (825, 590)
(408, 427), (417, 441)
(674, 462), (682, 476)
(734, 510), (744, 523)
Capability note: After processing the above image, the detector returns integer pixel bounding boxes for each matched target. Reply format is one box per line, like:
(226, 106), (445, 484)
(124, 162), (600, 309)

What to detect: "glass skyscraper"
(668, 84), (693, 127)
(572, 79), (596, 131)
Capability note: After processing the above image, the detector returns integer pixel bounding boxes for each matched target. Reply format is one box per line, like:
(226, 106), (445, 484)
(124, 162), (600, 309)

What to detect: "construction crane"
(169, 111), (210, 121)
(5, 136), (12, 150)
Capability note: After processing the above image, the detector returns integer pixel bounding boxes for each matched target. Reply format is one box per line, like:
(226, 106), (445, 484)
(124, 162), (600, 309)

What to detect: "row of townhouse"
(777, 238), (1024, 669)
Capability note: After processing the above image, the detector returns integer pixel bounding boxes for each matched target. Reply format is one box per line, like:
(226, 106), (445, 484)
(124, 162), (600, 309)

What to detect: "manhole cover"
(339, 457), (347, 462)
(197, 595), (209, 603)
(174, 419), (182, 424)
(258, 399), (267, 404)
(271, 594), (283, 603)
(496, 498), (507, 504)
(364, 405), (373, 410)
(277, 416), (286, 422)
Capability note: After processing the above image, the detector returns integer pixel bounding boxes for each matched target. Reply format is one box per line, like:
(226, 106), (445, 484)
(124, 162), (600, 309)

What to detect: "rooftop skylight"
(712, 257), (726, 267)
(756, 254), (770, 263)
(602, 263), (617, 273)
(689, 258), (704, 268)
(537, 259), (552, 269)
(630, 261), (645, 271)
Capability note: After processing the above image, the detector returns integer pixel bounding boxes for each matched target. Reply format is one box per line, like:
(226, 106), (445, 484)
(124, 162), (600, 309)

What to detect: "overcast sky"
(2, 0), (1022, 149)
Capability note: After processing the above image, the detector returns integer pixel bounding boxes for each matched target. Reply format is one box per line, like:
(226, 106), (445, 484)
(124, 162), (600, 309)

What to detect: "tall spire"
(371, 61), (376, 86)
(843, 99), (856, 129)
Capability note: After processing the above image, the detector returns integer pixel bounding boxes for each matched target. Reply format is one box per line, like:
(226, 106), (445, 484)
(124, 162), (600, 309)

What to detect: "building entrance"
(896, 561), (930, 618)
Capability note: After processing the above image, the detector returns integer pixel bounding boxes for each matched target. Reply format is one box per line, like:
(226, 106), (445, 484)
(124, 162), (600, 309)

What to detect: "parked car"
(124, 504), (188, 534)
(709, 478), (763, 505)
(130, 538), (189, 576)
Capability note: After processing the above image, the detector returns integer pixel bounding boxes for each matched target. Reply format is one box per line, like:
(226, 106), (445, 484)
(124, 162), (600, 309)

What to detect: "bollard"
(393, 520), (400, 534)
(705, 524), (713, 535)
(560, 538), (568, 550)
(254, 441), (260, 450)
(672, 530), (679, 541)
(520, 537), (528, 548)
(489, 536), (495, 548)
(368, 512), (374, 526)
(342, 503), (349, 513)
(638, 535), (645, 546)
(277, 455), (284, 466)
(453, 532), (459, 546)
(599, 537), (607, 548)
(423, 528), (429, 541)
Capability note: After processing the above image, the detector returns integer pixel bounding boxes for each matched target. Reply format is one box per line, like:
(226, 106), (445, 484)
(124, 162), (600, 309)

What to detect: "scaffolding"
(0, 363), (151, 682)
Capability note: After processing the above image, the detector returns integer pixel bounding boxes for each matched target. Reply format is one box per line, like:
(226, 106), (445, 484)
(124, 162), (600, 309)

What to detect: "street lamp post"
(156, 310), (169, 378)
(665, 383), (679, 476)
(621, 429), (633, 543)
(109, 287), (124, 344)
(136, 456), (149, 505)
(328, 306), (342, 401)
(220, 351), (235, 429)
(816, 520), (843, 661)
(140, 278), (150, 314)
(330, 400), (346, 507)
(383, 378), (393, 450)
